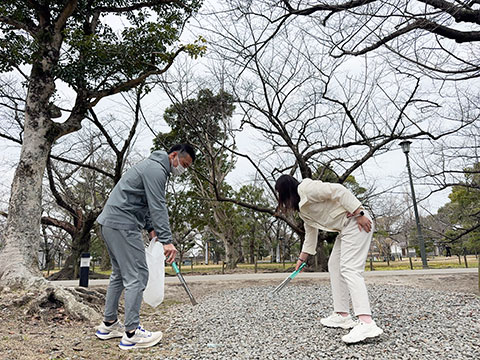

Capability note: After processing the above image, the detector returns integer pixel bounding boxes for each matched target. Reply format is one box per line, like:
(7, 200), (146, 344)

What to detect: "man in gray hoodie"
(94, 143), (195, 350)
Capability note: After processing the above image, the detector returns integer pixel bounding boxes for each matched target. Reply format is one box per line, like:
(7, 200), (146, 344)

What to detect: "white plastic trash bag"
(143, 238), (165, 307)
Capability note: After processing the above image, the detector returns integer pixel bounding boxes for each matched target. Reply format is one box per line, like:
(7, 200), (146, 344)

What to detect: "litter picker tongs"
(270, 262), (306, 297)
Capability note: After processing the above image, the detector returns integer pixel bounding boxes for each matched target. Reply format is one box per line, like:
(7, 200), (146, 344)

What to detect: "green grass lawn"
(43, 255), (478, 278)
(364, 255), (478, 271)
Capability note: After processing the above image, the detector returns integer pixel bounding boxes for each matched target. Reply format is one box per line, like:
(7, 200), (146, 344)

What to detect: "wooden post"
(409, 255), (413, 270)
(222, 260), (225, 274)
(370, 257), (373, 271)
(254, 255), (258, 273)
(464, 252), (468, 268)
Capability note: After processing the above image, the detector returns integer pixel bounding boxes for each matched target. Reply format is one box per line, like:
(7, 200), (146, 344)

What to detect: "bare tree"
(194, 3), (478, 269)
(244, 0), (480, 80)
(0, 1), (203, 299)
(1, 81), (151, 280)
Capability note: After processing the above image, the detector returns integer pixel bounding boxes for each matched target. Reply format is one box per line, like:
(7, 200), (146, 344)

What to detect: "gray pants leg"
(101, 226), (149, 332)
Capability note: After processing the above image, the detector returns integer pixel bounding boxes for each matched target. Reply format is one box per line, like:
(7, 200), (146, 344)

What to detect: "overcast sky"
(0, 1), (456, 217)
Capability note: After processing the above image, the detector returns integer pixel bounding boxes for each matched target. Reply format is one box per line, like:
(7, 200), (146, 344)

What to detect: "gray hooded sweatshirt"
(97, 150), (173, 244)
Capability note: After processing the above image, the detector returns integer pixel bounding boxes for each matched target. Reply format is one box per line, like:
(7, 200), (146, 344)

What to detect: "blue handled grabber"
(172, 261), (198, 305)
(270, 262), (306, 297)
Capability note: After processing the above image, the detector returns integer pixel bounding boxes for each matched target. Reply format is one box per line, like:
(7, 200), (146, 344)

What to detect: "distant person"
(445, 246), (452, 257)
(95, 144), (195, 350)
(274, 175), (383, 344)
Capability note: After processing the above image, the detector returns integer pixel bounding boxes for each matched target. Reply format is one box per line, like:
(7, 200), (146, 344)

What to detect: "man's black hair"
(168, 143), (196, 163)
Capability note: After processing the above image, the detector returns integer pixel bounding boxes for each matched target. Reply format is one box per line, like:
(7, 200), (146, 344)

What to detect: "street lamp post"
(399, 141), (429, 269)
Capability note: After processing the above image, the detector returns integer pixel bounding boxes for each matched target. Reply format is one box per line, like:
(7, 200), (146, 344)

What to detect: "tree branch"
(282, 0), (377, 16)
(41, 216), (76, 236)
(46, 158), (77, 217)
(336, 19), (480, 58)
(2, 210), (75, 236)
(94, 0), (183, 14)
(419, 0), (480, 25)
(88, 47), (185, 107)
(0, 132), (22, 144)
(55, 0), (78, 32)
(49, 154), (115, 180)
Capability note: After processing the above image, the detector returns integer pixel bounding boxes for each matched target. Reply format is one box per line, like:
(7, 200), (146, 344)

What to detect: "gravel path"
(159, 284), (479, 360)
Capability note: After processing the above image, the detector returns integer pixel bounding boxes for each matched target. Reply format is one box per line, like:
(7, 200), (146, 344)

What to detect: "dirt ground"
(0, 272), (478, 360)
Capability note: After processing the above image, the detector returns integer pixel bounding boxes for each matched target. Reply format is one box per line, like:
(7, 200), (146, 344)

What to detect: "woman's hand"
(347, 208), (372, 233)
(295, 252), (309, 271)
(356, 215), (372, 233)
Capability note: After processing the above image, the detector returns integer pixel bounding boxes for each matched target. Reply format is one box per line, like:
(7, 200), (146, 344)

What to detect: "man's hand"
(163, 243), (177, 263)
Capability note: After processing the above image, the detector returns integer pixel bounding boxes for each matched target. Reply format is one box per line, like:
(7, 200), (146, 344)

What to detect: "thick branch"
(88, 47), (185, 107)
(94, 0), (182, 14)
(282, 0), (377, 16)
(202, 195), (304, 235)
(55, 0), (78, 32)
(41, 216), (76, 236)
(419, 0), (480, 25)
(2, 211), (75, 236)
(0, 16), (36, 33)
(337, 19), (480, 57)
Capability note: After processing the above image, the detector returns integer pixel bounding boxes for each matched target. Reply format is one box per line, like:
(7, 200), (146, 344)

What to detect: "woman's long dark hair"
(275, 175), (300, 213)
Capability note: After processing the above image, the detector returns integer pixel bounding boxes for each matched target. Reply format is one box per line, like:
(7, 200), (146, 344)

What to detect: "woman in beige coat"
(275, 175), (383, 343)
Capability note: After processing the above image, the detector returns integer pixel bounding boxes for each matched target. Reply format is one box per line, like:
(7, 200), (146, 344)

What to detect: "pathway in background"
(52, 267), (477, 287)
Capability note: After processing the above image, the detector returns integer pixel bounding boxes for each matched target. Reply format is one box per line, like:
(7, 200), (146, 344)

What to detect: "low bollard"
(79, 252), (91, 287)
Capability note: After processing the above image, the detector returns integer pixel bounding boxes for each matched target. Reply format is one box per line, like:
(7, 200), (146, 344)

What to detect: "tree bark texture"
(0, 66), (56, 286)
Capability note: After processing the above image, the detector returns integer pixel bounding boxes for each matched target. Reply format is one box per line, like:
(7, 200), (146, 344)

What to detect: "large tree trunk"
(0, 66), (104, 323)
(224, 237), (238, 269)
(0, 73), (55, 286)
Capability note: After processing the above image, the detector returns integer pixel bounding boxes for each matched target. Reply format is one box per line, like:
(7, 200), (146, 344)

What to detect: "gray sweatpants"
(101, 225), (148, 331)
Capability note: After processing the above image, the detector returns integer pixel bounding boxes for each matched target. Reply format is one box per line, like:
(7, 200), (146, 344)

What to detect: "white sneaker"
(342, 320), (383, 343)
(320, 313), (357, 329)
(95, 320), (125, 340)
(118, 326), (163, 350)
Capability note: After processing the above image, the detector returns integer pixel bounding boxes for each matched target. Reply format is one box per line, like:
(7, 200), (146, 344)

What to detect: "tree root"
(1, 277), (104, 324)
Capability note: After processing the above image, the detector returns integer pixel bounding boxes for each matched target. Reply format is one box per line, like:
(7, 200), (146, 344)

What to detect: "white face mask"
(171, 155), (186, 176)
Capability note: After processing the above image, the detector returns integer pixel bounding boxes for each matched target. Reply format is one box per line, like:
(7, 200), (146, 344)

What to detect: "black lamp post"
(399, 140), (428, 269)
